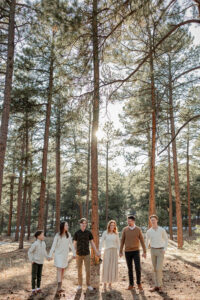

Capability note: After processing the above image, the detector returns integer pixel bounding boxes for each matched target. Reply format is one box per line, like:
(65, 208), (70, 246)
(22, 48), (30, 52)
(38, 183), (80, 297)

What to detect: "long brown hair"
(107, 220), (118, 234)
(60, 222), (69, 238)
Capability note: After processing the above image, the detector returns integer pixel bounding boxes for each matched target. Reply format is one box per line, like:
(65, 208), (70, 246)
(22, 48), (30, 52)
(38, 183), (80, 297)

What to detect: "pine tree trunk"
(86, 104), (92, 220)
(186, 124), (192, 236)
(168, 55), (183, 248)
(27, 181), (32, 240)
(91, 0), (100, 252)
(0, 0), (16, 204)
(105, 141), (109, 224)
(55, 105), (61, 233)
(15, 135), (25, 241)
(38, 40), (54, 230)
(148, 31), (156, 219)
(167, 121), (173, 240)
(19, 119), (29, 249)
(7, 174), (15, 236)
(44, 187), (49, 236)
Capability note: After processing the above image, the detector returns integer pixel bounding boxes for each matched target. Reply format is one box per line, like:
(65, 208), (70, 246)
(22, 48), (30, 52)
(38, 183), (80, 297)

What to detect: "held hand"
(97, 251), (101, 257)
(142, 253), (146, 259)
(73, 255), (76, 259)
(119, 253), (123, 257)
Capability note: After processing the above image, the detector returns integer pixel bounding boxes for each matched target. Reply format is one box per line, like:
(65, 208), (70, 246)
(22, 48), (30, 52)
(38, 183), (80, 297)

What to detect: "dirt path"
(0, 238), (200, 300)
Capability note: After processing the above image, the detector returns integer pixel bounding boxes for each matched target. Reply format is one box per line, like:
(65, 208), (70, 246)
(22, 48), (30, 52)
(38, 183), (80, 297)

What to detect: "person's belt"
(151, 247), (164, 249)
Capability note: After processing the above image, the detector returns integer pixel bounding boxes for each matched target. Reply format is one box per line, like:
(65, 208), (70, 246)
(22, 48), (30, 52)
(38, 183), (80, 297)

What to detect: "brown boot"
(149, 286), (159, 292)
(126, 285), (135, 290)
(137, 284), (144, 291)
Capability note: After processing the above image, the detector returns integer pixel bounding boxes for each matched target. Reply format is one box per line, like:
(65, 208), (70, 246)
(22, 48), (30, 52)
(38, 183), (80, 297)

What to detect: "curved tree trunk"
(0, 0), (16, 204)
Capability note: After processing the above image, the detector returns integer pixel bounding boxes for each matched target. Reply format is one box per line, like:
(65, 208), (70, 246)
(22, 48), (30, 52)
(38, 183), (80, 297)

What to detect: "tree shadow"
(101, 289), (124, 300)
(171, 254), (200, 270)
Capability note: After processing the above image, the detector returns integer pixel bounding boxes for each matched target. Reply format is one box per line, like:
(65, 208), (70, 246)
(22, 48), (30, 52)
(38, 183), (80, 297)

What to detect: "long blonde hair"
(107, 220), (118, 234)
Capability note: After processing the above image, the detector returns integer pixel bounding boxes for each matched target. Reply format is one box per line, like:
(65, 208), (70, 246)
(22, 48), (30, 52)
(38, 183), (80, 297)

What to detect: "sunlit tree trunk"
(0, 0), (16, 204)
(105, 140), (109, 224)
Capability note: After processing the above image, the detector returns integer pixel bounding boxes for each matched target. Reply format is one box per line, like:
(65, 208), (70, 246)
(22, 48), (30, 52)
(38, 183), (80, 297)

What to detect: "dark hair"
(35, 230), (43, 239)
(60, 222), (69, 238)
(149, 214), (158, 220)
(128, 215), (136, 221)
(79, 218), (87, 224)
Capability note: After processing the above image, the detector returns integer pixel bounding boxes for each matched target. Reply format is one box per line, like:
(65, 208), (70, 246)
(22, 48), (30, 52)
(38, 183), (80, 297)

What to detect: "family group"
(28, 215), (168, 297)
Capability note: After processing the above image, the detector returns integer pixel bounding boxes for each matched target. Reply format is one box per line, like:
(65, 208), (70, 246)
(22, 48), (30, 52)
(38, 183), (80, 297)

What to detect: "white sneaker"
(87, 286), (94, 291)
(77, 285), (82, 291)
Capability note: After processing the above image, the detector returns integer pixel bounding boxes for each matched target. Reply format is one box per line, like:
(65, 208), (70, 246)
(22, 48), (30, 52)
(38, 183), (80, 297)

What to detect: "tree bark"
(186, 124), (192, 236)
(168, 55), (183, 248)
(27, 145), (33, 241)
(15, 135), (25, 241)
(0, 0), (16, 204)
(19, 118), (29, 249)
(38, 39), (54, 230)
(55, 102), (61, 233)
(44, 186), (49, 236)
(148, 28), (156, 220)
(91, 0), (100, 253)
(86, 104), (92, 221)
(167, 117), (173, 240)
(7, 174), (15, 236)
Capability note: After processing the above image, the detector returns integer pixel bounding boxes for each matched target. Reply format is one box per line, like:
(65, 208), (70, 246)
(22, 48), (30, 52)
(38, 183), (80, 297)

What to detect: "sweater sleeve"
(43, 242), (48, 259)
(120, 229), (125, 254)
(28, 242), (36, 262)
(49, 234), (58, 258)
(69, 233), (76, 256)
(99, 231), (106, 252)
(139, 229), (146, 253)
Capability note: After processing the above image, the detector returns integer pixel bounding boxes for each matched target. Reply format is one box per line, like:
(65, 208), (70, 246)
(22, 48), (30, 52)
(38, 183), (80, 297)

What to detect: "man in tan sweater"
(120, 215), (146, 291)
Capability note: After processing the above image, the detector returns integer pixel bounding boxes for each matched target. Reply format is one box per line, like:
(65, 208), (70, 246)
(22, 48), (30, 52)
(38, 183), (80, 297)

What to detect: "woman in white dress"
(49, 222), (76, 294)
(99, 220), (120, 290)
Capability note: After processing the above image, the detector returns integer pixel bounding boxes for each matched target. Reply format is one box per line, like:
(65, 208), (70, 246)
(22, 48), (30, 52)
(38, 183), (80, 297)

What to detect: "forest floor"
(0, 233), (200, 300)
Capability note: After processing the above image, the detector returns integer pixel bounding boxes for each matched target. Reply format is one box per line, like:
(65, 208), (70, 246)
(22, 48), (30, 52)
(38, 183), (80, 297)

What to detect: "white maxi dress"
(49, 232), (76, 268)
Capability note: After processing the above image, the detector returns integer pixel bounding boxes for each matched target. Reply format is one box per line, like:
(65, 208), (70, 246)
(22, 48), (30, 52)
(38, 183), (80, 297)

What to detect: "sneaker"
(76, 285), (82, 291)
(36, 288), (41, 293)
(87, 286), (94, 291)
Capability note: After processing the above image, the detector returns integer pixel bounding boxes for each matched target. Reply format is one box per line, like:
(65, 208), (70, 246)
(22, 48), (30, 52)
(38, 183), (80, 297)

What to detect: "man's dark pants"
(125, 250), (141, 286)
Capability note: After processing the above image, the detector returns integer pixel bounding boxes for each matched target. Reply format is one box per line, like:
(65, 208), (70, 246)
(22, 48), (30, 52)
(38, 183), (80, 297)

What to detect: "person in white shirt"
(99, 220), (120, 290)
(146, 215), (168, 293)
(49, 222), (76, 295)
(28, 230), (49, 296)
